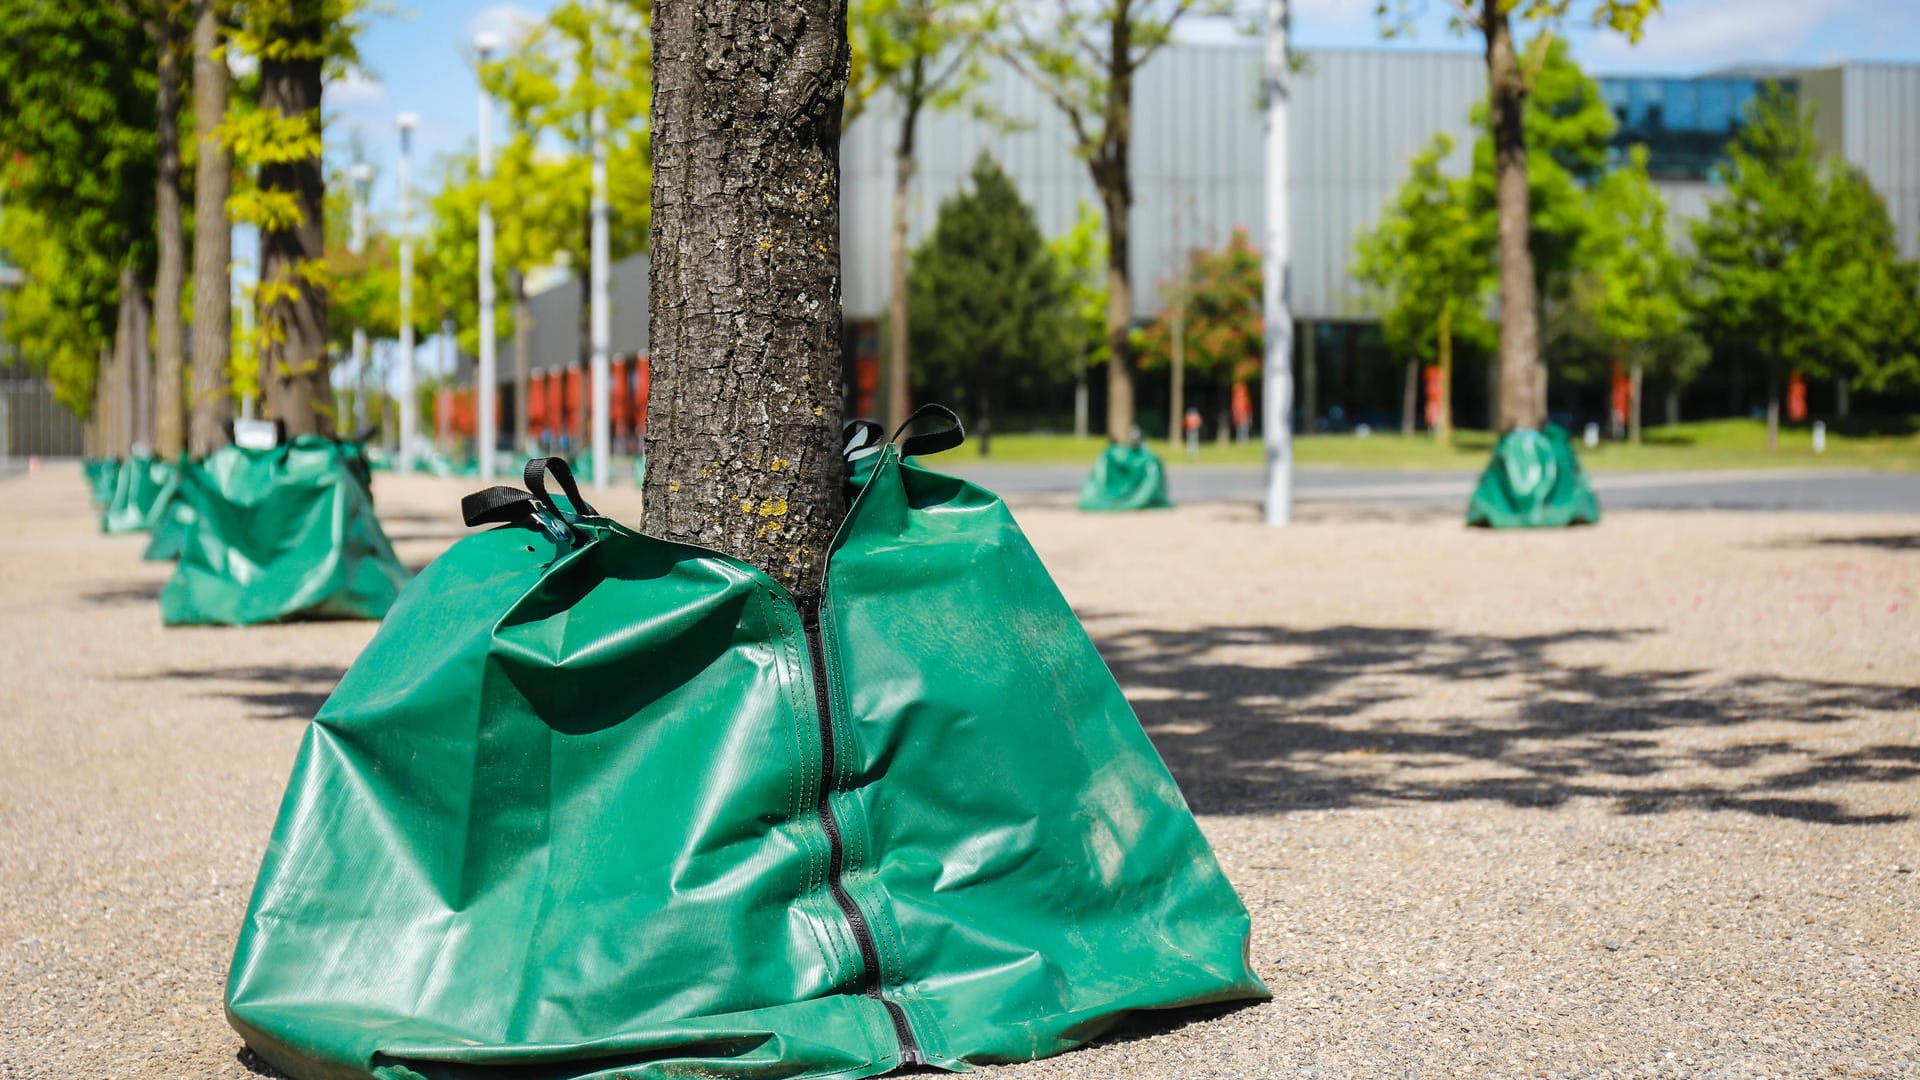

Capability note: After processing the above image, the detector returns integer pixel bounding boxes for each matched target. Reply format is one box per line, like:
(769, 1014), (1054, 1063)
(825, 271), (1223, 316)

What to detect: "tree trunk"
(1435, 300), (1453, 446)
(1628, 358), (1644, 446)
(1301, 320), (1317, 434)
(126, 264), (155, 453)
(1765, 338), (1780, 452)
(1097, 13), (1136, 441)
(105, 305), (131, 457)
(644, 0), (850, 594)
(1072, 337), (1088, 438)
(975, 384), (992, 457)
(512, 269), (531, 453)
(257, 8), (329, 437)
(153, 16), (187, 459)
(1836, 376), (1850, 419)
(886, 73), (922, 435)
(1664, 388), (1679, 427)
(1483, 0), (1541, 431)
(1400, 358), (1416, 436)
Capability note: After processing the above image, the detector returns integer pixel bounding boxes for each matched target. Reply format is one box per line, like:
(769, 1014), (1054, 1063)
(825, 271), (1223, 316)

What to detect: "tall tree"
(645, 0), (851, 592)
(1580, 144), (1687, 444)
(0, 5), (157, 453)
(1376, 0), (1660, 431)
(1001, 0), (1222, 441)
(906, 154), (1073, 455)
(1354, 133), (1491, 445)
(847, 0), (996, 433)
(189, 0), (234, 455)
(1692, 86), (1860, 451)
(145, 1), (191, 458)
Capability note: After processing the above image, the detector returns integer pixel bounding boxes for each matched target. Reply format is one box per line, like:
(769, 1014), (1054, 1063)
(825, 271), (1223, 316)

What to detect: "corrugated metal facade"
(1837, 64), (1920, 260)
(842, 45), (1487, 322)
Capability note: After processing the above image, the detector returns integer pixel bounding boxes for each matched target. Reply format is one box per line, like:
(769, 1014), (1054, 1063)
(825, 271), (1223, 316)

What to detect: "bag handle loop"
(524, 457), (599, 518)
(889, 404), (965, 457)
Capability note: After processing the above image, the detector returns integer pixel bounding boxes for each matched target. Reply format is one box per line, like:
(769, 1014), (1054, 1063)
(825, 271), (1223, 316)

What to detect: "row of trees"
(0, 1), (364, 457)
(1355, 40), (1920, 448)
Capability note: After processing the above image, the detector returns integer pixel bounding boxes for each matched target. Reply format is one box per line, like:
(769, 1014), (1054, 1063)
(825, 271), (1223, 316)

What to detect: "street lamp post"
(1261, 0), (1294, 526)
(396, 114), (419, 472)
(475, 31), (502, 481)
(348, 162), (374, 436)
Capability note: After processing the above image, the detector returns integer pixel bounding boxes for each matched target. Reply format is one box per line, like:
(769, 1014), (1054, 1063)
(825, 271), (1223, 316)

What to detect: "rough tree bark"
(257, 4), (329, 437)
(122, 263), (156, 452)
(644, 0), (851, 594)
(885, 58), (924, 435)
(1483, 0), (1541, 431)
(152, 13), (187, 459)
(188, 0), (232, 457)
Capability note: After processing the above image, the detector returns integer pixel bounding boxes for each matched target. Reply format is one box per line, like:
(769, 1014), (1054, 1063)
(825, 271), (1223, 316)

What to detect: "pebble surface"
(1, 468), (1915, 1078)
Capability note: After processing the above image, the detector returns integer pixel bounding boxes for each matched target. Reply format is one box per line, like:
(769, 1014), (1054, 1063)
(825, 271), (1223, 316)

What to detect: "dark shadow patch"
(133, 663), (347, 722)
(79, 580), (164, 606)
(1086, 620), (1919, 825)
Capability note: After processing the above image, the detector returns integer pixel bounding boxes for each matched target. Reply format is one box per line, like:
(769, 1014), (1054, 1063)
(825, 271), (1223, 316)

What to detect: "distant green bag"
(160, 437), (408, 625)
(227, 411), (1266, 1080)
(100, 457), (180, 534)
(141, 467), (201, 561)
(1078, 442), (1173, 511)
(1466, 424), (1600, 528)
(84, 457), (121, 508)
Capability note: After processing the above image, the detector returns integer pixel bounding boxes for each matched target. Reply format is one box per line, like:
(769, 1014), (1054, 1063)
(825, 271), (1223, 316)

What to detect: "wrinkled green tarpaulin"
(100, 457), (180, 534)
(1466, 424), (1601, 528)
(159, 437), (408, 625)
(84, 457), (121, 508)
(1078, 442), (1173, 511)
(141, 467), (201, 561)
(227, 425), (1267, 1080)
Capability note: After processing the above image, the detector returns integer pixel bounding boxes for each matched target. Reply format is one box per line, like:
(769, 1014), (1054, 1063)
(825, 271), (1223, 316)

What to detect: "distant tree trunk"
(1435, 300), (1454, 446)
(124, 264), (155, 453)
(1168, 298), (1185, 445)
(886, 58), (924, 434)
(1835, 376), (1850, 419)
(644, 0), (850, 594)
(974, 384), (992, 457)
(152, 16), (187, 459)
(512, 268), (530, 453)
(256, 6), (329, 437)
(1096, 15), (1136, 442)
(1400, 358), (1416, 436)
(1664, 388), (1679, 427)
(188, 0), (232, 457)
(1628, 355), (1644, 446)
(1483, 0), (1541, 431)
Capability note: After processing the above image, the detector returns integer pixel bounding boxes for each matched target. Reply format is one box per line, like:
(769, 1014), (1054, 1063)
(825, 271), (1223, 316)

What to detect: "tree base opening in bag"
(1078, 441), (1174, 512)
(227, 414), (1267, 1080)
(1466, 424), (1601, 528)
(159, 436), (408, 625)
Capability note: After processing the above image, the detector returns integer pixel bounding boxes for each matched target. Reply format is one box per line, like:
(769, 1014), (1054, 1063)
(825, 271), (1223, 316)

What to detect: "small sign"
(233, 419), (281, 450)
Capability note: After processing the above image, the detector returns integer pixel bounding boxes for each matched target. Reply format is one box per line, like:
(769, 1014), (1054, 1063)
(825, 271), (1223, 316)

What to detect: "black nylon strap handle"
(462, 486), (540, 528)
(842, 419), (886, 460)
(524, 457), (599, 518)
(889, 404), (965, 457)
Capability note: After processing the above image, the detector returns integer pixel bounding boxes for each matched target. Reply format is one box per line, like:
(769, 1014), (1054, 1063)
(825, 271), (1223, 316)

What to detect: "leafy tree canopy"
(1354, 132), (1494, 366)
(1138, 228), (1263, 386)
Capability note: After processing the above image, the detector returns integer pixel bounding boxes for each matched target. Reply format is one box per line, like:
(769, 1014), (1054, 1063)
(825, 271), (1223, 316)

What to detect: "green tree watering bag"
(227, 413), (1266, 1079)
(1078, 441), (1173, 511)
(1466, 424), (1601, 528)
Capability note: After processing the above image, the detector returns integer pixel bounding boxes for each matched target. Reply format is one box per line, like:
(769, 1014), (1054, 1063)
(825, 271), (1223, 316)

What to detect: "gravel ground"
(1, 465), (1916, 1078)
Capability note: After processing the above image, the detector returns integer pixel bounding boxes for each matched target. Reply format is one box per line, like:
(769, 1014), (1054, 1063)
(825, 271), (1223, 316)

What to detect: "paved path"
(947, 463), (1920, 514)
(3, 466), (1917, 1077)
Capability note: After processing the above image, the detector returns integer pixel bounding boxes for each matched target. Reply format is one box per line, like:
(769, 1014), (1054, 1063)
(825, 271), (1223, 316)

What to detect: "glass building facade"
(1598, 76), (1789, 181)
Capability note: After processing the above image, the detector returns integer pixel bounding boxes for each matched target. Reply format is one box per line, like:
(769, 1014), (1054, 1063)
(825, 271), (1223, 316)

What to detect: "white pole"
(349, 163), (373, 436)
(476, 32), (503, 481)
(589, 102), (611, 490)
(1261, 0), (1294, 526)
(396, 115), (418, 472)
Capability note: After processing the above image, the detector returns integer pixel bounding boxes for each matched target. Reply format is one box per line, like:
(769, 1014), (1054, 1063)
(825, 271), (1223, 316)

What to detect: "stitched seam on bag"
(768, 584), (851, 985)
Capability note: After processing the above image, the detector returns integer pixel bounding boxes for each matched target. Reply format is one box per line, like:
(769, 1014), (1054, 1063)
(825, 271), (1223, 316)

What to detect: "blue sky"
(330, 0), (1920, 224)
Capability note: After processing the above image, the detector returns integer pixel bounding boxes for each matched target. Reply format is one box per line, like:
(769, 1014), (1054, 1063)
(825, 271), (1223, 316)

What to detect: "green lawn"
(968, 417), (1920, 472)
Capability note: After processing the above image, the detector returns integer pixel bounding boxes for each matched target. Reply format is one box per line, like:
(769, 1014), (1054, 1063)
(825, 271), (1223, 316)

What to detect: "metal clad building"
(1803, 63), (1920, 260)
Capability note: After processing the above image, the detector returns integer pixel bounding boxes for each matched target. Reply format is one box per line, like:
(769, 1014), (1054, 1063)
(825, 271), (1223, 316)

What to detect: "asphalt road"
(945, 464), (1920, 514)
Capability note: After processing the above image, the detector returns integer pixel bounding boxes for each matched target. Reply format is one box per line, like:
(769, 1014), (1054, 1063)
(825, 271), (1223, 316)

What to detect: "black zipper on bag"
(796, 592), (922, 1066)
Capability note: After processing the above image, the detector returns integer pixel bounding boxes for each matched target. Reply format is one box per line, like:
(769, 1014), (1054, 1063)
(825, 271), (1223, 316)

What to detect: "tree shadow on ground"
(1082, 616), (1919, 825)
(79, 579), (163, 606)
(1795, 532), (1920, 552)
(136, 663), (346, 721)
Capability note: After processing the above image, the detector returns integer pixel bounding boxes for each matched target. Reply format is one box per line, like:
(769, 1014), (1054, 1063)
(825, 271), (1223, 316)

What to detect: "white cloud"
(327, 68), (387, 109)
(466, 3), (542, 50)
(1584, 0), (1852, 72)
